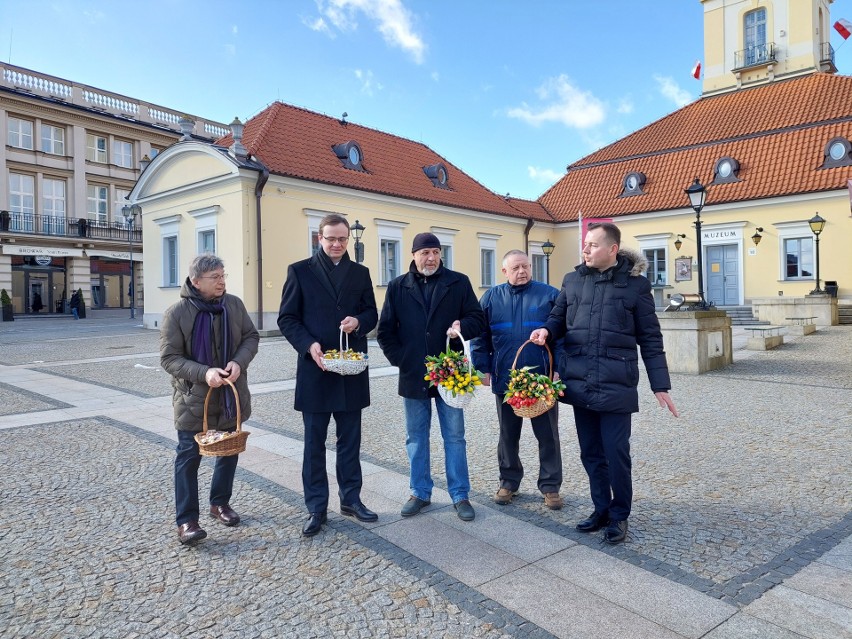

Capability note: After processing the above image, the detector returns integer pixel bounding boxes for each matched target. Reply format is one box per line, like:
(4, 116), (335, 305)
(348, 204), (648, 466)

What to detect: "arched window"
(744, 8), (767, 65)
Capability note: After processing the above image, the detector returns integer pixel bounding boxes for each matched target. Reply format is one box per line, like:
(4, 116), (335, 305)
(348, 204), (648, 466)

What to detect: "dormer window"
(423, 163), (450, 189)
(619, 171), (646, 197)
(821, 137), (852, 168)
(332, 141), (366, 171)
(713, 156), (740, 183)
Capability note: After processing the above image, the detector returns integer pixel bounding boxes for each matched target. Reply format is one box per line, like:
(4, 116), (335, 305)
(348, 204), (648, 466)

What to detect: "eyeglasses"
(200, 273), (227, 281)
(322, 236), (350, 244)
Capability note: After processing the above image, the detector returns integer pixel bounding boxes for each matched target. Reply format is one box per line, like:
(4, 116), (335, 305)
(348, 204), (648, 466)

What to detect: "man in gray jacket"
(160, 254), (259, 545)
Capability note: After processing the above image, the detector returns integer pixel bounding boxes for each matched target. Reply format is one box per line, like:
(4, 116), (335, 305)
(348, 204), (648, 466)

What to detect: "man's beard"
(420, 266), (438, 276)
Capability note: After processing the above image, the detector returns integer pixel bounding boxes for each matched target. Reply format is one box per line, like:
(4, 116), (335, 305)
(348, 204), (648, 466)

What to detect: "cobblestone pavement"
(0, 312), (850, 638)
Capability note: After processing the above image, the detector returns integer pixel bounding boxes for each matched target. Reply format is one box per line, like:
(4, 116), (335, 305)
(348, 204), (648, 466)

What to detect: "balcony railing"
(820, 41), (837, 72)
(733, 42), (777, 70)
(0, 212), (141, 242)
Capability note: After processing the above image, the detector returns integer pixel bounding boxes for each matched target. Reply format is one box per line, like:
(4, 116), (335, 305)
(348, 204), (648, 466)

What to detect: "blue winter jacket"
(542, 249), (671, 414)
(471, 280), (561, 395)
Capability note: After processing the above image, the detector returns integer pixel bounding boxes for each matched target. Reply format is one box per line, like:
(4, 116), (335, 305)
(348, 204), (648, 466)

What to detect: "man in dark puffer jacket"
(531, 223), (678, 544)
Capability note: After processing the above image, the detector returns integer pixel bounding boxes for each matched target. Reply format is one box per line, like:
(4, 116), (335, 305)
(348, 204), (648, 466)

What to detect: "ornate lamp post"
(542, 239), (555, 284)
(674, 234), (686, 251)
(352, 219), (365, 264)
(121, 203), (142, 319)
(684, 177), (709, 309)
(808, 213), (826, 294)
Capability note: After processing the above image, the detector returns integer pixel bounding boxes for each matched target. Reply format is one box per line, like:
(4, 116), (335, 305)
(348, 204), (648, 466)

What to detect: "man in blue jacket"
(471, 250), (564, 510)
(377, 232), (486, 522)
(531, 222), (678, 544)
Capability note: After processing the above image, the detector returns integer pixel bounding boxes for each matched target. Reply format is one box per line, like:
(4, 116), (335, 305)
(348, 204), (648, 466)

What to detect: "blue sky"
(3, 0), (852, 200)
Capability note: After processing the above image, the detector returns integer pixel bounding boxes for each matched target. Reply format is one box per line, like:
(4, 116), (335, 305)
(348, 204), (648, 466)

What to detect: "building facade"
(0, 63), (228, 315)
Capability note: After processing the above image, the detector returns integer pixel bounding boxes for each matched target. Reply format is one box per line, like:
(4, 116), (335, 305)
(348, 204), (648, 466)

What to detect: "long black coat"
(377, 263), (486, 399)
(278, 253), (378, 413)
(543, 249), (671, 414)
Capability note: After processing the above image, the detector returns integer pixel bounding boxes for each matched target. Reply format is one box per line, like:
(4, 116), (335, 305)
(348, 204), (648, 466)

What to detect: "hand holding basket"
(323, 329), (369, 376)
(195, 378), (249, 457)
(505, 340), (559, 419)
(435, 330), (478, 409)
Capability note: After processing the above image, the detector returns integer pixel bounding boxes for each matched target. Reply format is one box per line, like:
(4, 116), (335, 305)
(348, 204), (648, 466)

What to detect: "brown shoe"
(494, 487), (517, 505)
(210, 504), (241, 526)
(177, 521), (207, 544)
(543, 492), (564, 510)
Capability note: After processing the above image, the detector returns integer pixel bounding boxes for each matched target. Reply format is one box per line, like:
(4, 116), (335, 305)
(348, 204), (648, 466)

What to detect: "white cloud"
(616, 98), (634, 114)
(507, 75), (605, 129)
(527, 166), (563, 184)
(354, 68), (383, 96)
(232, 25), (238, 35)
(431, 71), (440, 83)
(653, 74), (692, 107)
(313, 0), (426, 63)
(302, 15), (335, 37)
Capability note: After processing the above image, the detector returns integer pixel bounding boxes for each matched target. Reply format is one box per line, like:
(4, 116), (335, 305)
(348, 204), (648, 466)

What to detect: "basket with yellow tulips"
(503, 341), (565, 418)
(424, 333), (483, 409)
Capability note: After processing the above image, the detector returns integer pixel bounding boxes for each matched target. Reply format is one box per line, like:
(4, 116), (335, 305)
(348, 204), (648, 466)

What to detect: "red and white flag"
(691, 60), (702, 79)
(834, 18), (852, 39)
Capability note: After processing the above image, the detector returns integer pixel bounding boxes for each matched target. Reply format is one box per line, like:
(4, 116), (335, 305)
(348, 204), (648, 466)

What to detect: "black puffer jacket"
(160, 279), (260, 431)
(542, 249), (671, 414)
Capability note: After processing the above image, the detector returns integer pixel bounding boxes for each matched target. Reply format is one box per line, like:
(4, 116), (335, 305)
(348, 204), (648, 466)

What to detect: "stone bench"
(746, 326), (784, 350)
(785, 316), (817, 336)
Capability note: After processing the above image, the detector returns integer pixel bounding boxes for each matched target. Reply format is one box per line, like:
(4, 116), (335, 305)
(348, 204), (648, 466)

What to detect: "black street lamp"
(121, 203), (142, 319)
(542, 239), (555, 284)
(684, 177), (710, 309)
(674, 234), (686, 251)
(808, 213), (826, 294)
(352, 219), (365, 264)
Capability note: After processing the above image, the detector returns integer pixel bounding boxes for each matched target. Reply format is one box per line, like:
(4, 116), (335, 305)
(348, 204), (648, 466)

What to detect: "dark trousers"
(302, 410), (363, 513)
(495, 395), (562, 493)
(573, 406), (633, 521)
(174, 430), (238, 526)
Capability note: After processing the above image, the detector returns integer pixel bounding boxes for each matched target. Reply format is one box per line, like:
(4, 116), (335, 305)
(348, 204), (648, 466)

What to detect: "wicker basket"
(437, 332), (476, 409)
(194, 378), (249, 457)
(323, 329), (369, 376)
(508, 340), (557, 419)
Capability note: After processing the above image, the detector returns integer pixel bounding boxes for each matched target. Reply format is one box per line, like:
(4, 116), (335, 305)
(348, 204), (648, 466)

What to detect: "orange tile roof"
(217, 102), (552, 222)
(539, 73), (852, 221)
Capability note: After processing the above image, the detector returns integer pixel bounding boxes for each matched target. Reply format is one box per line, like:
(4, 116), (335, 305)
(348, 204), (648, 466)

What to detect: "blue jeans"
(403, 395), (470, 503)
(174, 430), (238, 526)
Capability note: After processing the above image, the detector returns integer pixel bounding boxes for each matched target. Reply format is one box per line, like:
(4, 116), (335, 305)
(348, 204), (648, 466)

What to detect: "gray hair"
(189, 253), (225, 280)
(502, 249), (529, 268)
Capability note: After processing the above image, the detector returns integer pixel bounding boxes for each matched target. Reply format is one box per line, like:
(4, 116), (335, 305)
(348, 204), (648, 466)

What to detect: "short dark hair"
(189, 253), (224, 280)
(318, 214), (349, 237)
(587, 222), (621, 246)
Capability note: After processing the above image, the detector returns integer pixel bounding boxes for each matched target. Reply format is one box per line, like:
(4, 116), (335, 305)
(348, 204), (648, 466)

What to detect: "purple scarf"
(190, 297), (235, 420)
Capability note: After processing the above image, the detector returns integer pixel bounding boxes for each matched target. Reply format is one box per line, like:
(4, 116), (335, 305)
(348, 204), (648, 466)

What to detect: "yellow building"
(132, 104), (555, 331)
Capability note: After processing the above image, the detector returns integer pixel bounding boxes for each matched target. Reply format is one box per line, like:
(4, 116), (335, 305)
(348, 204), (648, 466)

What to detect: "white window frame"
(9, 173), (35, 232)
(305, 208), (334, 256)
(86, 184), (109, 224)
(478, 233), (500, 288)
(113, 189), (130, 227)
(8, 117), (33, 150)
(40, 123), (65, 155)
(775, 221), (815, 281)
(636, 234), (671, 286)
(380, 239), (400, 286)
(86, 133), (108, 163)
(528, 240), (551, 284)
(42, 178), (67, 235)
(155, 215), (182, 287)
(430, 226), (458, 270)
(113, 139), (133, 168)
(375, 219), (408, 286)
(190, 205), (220, 256)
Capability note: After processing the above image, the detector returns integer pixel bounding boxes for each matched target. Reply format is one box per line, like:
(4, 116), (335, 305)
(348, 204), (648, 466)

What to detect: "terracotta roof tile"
(540, 73), (852, 221)
(217, 102), (549, 222)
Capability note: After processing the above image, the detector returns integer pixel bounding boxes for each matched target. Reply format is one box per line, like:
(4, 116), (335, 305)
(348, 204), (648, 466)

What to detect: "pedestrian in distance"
(69, 291), (80, 320)
(530, 222), (678, 544)
(377, 232), (486, 522)
(471, 250), (564, 510)
(278, 214), (379, 537)
(160, 254), (259, 545)
(31, 293), (43, 313)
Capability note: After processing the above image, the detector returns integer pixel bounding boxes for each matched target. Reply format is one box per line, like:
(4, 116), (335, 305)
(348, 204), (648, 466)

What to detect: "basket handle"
(445, 330), (472, 371)
(338, 328), (349, 359)
(511, 340), (554, 381)
(202, 377), (242, 434)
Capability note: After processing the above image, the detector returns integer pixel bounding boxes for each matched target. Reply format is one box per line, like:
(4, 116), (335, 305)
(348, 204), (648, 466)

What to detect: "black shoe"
(340, 501), (378, 522)
(400, 496), (430, 517)
(576, 511), (609, 533)
(302, 511), (327, 537)
(177, 521), (207, 545)
(604, 519), (628, 544)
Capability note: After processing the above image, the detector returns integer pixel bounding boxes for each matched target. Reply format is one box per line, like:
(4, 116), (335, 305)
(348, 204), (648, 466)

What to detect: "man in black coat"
(531, 222), (678, 544)
(377, 232), (486, 522)
(278, 214), (379, 537)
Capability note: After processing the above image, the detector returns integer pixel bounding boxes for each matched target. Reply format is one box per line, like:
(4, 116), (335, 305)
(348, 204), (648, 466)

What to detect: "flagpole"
(578, 210), (583, 261)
